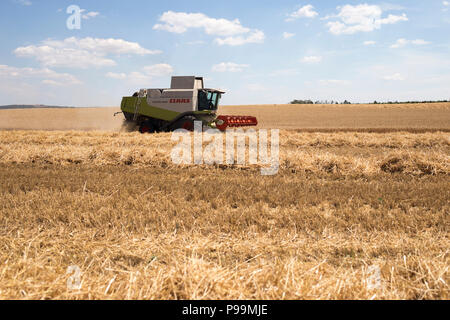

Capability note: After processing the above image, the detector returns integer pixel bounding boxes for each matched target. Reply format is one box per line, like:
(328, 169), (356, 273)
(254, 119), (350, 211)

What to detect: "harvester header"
(119, 76), (257, 133)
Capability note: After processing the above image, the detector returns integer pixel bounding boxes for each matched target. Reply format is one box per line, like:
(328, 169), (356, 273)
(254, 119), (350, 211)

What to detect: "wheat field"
(1, 103), (449, 131)
(0, 104), (449, 300)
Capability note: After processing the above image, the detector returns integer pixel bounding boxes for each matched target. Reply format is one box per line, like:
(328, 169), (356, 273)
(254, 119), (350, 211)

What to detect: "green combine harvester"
(119, 76), (257, 133)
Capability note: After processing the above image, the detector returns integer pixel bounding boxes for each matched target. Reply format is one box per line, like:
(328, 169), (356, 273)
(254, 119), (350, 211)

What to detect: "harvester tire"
(171, 118), (195, 131)
(180, 119), (194, 131)
(139, 122), (155, 134)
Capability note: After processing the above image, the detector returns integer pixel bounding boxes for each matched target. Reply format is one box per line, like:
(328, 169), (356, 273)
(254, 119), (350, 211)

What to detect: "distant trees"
(290, 99), (314, 104)
(315, 100), (338, 104)
(290, 99), (351, 105)
(382, 100), (450, 104)
(289, 99), (450, 105)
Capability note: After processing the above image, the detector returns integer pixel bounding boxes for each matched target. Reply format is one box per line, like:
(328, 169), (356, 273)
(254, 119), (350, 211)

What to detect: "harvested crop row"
(0, 131), (448, 176)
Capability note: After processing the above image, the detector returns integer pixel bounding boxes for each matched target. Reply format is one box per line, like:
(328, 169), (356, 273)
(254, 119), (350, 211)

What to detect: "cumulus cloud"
(391, 39), (409, 48)
(411, 39), (430, 45)
(106, 64), (174, 84)
(326, 4), (408, 35)
(282, 32), (295, 39)
(153, 11), (248, 35)
(41, 37), (160, 56)
(363, 40), (376, 45)
(212, 62), (250, 72)
(153, 11), (264, 46)
(214, 30), (264, 46)
(105, 72), (127, 79)
(0, 64), (81, 86)
(15, 46), (116, 68)
(301, 56), (322, 63)
(383, 73), (405, 81)
(390, 38), (430, 48)
(80, 10), (100, 20)
(286, 5), (318, 21)
(143, 64), (174, 76)
(14, 37), (161, 69)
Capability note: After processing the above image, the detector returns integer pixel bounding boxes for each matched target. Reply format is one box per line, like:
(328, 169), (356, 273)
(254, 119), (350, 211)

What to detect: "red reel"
(215, 115), (258, 131)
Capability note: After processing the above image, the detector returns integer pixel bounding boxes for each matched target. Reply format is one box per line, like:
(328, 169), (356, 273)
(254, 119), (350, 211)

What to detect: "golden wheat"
(1, 103), (449, 131)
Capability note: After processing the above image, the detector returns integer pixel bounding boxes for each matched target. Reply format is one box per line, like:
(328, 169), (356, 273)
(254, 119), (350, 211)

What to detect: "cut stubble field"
(0, 104), (448, 299)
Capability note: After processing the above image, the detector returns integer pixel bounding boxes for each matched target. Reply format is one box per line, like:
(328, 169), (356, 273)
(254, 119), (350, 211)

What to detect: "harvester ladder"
(133, 98), (141, 121)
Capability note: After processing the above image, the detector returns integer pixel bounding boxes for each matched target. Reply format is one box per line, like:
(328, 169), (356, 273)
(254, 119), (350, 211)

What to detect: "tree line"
(290, 99), (450, 105)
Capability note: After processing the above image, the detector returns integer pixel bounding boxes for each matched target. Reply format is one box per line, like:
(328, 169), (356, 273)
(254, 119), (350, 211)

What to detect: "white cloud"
(383, 73), (405, 81)
(301, 56), (322, 63)
(390, 38), (408, 48)
(363, 40), (376, 45)
(411, 39), (430, 45)
(15, 46), (116, 68)
(214, 30), (264, 46)
(153, 11), (264, 46)
(390, 38), (430, 48)
(282, 32), (295, 39)
(41, 79), (68, 86)
(0, 65), (81, 86)
(444, 1), (450, 6)
(127, 72), (153, 85)
(186, 40), (205, 45)
(58, 7), (99, 18)
(80, 10), (100, 20)
(106, 64), (174, 84)
(142, 64), (174, 76)
(319, 79), (350, 85)
(42, 37), (160, 55)
(153, 11), (248, 35)
(14, 37), (161, 69)
(212, 62), (249, 72)
(326, 4), (408, 35)
(14, 0), (32, 6)
(286, 5), (318, 21)
(106, 72), (127, 79)
(379, 3), (407, 11)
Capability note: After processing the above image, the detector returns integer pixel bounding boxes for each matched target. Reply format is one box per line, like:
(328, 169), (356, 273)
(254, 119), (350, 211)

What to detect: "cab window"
(198, 91), (220, 111)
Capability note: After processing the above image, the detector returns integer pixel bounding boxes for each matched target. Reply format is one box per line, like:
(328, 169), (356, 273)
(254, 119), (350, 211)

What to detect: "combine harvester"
(119, 76), (257, 133)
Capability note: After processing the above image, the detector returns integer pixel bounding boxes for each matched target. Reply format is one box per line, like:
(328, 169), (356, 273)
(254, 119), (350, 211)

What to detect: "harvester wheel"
(139, 122), (155, 134)
(181, 119), (194, 131)
(171, 118), (195, 131)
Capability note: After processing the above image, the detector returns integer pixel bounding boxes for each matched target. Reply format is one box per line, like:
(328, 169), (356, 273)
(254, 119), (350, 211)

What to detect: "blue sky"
(0, 0), (449, 106)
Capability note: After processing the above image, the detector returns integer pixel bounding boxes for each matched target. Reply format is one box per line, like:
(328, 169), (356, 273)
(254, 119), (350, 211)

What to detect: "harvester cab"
(120, 76), (257, 133)
(197, 89), (222, 111)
